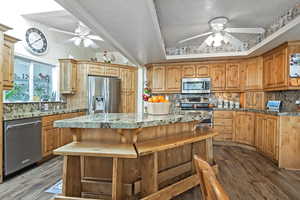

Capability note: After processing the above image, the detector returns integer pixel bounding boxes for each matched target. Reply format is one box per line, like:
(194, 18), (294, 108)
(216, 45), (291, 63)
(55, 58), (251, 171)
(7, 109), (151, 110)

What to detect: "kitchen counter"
(213, 108), (300, 116)
(4, 108), (87, 121)
(54, 112), (209, 129)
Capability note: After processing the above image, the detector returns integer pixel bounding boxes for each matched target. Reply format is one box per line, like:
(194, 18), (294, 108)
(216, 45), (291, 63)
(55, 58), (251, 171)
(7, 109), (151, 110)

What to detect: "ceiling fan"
(178, 17), (265, 49)
(49, 22), (103, 48)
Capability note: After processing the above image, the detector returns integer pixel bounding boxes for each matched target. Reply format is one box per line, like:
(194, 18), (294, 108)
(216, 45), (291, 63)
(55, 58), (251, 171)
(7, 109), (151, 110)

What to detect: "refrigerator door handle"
(92, 96), (96, 113)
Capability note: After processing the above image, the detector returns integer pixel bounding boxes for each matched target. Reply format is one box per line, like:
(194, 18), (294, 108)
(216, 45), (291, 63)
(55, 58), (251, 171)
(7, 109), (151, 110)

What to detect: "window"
(4, 56), (59, 102)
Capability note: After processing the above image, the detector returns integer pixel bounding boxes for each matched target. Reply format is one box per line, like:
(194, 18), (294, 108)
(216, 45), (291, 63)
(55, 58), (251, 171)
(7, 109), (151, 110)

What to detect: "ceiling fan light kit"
(49, 21), (103, 48)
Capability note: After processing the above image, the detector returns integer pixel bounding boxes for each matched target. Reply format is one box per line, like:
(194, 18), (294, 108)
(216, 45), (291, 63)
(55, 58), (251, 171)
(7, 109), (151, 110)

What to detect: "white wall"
(0, 0), (96, 65)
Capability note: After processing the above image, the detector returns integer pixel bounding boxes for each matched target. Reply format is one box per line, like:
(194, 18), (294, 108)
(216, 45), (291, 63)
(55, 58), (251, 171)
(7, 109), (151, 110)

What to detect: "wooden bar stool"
(193, 155), (229, 200)
(53, 141), (138, 200)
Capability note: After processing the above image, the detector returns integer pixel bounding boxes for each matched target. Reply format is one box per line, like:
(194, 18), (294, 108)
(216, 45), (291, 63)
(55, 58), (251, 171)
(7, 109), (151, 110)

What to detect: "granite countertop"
(54, 113), (209, 129)
(213, 108), (300, 116)
(4, 108), (87, 121)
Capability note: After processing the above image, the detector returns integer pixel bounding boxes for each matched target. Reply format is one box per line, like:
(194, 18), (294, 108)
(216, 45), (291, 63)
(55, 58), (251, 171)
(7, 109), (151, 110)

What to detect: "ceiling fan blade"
(83, 38), (99, 48)
(178, 32), (213, 44)
(224, 33), (243, 48)
(225, 27), (265, 34)
(87, 35), (104, 41)
(76, 21), (91, 36)
(49, 27), (78, 36)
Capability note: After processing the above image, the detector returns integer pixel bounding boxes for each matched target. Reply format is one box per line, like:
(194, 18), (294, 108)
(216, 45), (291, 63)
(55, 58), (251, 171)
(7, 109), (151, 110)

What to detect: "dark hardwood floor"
(0, 145), (300, 200)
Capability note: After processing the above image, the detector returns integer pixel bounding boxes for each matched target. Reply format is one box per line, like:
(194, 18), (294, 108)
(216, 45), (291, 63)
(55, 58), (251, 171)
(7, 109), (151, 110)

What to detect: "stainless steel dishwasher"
(4, 117), (42, 176)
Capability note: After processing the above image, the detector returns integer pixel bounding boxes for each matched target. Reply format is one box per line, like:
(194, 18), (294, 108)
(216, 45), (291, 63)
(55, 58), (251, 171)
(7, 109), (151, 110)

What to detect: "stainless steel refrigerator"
(88, 76), (121, 114)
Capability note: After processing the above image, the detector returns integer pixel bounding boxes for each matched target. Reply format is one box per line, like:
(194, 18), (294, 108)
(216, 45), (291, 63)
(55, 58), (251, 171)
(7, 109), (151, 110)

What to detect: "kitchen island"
(53, 113), (217, 200)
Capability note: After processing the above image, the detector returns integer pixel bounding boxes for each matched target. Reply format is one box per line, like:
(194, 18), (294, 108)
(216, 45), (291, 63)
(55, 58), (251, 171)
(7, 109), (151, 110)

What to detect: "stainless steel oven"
(181, 78), (211, 94)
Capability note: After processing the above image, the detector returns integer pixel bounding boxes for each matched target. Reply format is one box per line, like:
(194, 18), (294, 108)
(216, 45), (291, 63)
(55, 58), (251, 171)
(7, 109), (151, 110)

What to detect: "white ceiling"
(155, 0), (300, 47)
(53, 0), (300, 65)
(23, 10), (115, 51)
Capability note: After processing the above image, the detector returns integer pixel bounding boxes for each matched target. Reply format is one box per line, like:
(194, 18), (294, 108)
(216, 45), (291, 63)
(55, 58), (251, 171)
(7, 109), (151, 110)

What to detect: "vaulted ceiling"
(54, 0), (300, 65)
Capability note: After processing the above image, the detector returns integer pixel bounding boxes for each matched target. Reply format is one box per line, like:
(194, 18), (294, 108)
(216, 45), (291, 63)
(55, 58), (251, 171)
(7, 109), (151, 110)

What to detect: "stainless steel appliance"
(88, 76), (121, 114)
(181, 78), (211, 94)
(4, 118), (42, 176)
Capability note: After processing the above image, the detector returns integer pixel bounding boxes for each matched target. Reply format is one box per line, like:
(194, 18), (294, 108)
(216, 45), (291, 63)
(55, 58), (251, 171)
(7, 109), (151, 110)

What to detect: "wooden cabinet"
(120, 67), (137, 112)
(42, 115), (61, 157)
(120, 91), (136, 113)
(234, 112), (255, 146)
(213, 111), (234, 141)
(151, 65), (165, 93)
(182, 65), (195, 77)
(2, 34), (19, 90)
(244, 91), (266, 110)
(165, 65), (182, 92)
(255, 114), (278, 161)
(42, 112), (86, 157)
(196, 64), (210, 77)
(210, 64), (226, 91)
(263, 46), (288, 90)
(105, 65), (120, 77)
(245, 57), (263, 90)
(59, 59), (77, 94)
(225, 63), (240, 91)
(88, 63), (105, 76)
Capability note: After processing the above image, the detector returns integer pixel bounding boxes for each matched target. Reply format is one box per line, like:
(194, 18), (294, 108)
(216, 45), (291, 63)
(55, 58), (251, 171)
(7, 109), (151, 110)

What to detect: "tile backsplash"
(266, 90), (300, 111)
(4, 102), (67, 114)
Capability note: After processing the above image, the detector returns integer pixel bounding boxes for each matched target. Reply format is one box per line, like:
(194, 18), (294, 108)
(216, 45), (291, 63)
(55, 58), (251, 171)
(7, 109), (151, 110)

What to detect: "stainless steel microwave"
(181, 78), (211, 94)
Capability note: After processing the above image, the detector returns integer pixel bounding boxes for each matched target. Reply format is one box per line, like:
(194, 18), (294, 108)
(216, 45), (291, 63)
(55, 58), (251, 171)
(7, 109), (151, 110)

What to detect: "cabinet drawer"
(42, 115), (61, 127)
(214, 111), (233, 119)
(105, 66), (119, 77)
(61, 112), (78, 120)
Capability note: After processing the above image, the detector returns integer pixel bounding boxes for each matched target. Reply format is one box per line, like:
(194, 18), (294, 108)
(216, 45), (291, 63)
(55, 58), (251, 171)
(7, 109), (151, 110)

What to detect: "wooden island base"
(54, 121), (217, 200)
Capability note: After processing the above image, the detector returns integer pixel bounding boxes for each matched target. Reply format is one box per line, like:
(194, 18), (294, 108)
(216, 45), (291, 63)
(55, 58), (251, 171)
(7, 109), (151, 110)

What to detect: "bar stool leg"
(62, 155), (82, 197)
(140, 152), (158, 197)
(112, 157), (124, 200)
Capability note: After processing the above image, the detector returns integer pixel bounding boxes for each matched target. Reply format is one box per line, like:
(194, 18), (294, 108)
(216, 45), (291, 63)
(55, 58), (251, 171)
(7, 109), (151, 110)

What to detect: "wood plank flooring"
(0, 145), (299, 200)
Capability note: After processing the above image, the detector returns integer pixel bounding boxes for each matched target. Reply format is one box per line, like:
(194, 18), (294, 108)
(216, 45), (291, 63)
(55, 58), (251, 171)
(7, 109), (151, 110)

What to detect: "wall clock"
(25, 27), (48, 55)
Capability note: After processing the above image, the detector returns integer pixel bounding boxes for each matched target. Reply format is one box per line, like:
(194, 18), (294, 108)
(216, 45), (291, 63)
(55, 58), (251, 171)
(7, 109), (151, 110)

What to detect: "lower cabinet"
(42, 112), (86, 157)
(120, 92), (136, 113)
(255, 114), (278, 161)
(213, 111), (234, 141)
(234, 112), (255, 146)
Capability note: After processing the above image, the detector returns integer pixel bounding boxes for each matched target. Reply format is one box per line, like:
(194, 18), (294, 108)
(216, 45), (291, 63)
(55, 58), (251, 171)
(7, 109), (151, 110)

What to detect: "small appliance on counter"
(266, 100), (282, 112)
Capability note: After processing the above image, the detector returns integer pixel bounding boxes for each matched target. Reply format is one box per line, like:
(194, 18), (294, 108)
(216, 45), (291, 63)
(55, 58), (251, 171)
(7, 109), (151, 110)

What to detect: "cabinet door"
(3, 41), (14, 89)
(88, 64), (105, 76)
(60, 59), (77, 94)
(273, 49), (287, 87)
(127, 92), (136, 113)
(196, 64), (210, 77)
(182, 65), (196, 77)
(120, 92), (127, 112)
(245, 57), (263, 90)
(226, 63), (240, 91)
(234, 112), (255, 146)
(210, 64), (226, 91)
(43, 127), (60, 156)
(105, 66), (120, 77)
(265, 116), (278, 161)
(255, 114), (265, 152)
(263, 55), (274, 88)
(60, 113), (78, 146)
(165, 66), (181, 92)
(152, 66), (165, 92)
(120, 68), (128, 92)
(127, 69), (136, 92)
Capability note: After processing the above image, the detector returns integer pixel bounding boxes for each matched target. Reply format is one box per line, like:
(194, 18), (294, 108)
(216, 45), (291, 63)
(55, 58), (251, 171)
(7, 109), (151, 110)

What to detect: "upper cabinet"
(165, 65), (182, 92)
(263, 42), (300, 91)
(59, 59), (77, 94)
(196, 64), (210, 77)
(182, 64), (196, 77)
(210, 64), (226, 91)
(245, 57), (263, 91)
(151, 65), (165, 93)
(225, 62), (240, 91)
(2, 34), (20, 90)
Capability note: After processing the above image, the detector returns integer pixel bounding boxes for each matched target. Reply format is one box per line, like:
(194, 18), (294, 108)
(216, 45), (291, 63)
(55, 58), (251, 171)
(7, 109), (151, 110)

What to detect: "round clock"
(25, 27), (48, 55)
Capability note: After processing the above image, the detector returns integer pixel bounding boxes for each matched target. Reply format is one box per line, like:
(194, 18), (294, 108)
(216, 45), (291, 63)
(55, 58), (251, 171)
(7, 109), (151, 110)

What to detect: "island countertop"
(54, 113), (208, 129)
